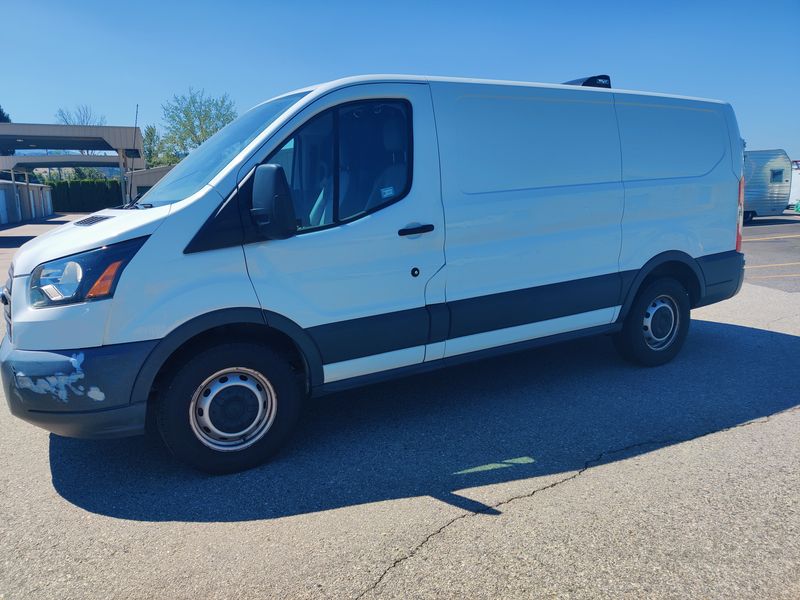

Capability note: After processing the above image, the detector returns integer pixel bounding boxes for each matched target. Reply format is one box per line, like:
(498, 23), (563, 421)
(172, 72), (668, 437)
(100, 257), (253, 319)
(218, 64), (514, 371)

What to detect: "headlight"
(29, 237), (148, 308)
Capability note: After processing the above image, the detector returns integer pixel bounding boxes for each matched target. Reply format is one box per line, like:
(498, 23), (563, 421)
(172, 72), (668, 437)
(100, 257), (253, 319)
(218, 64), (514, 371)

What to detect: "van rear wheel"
(156, 342), (303, 474)
(614, 277), (690, 367)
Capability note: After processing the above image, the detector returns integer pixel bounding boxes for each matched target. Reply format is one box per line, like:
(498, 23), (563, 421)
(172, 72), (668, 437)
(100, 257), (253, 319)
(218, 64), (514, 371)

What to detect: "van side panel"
(615, 95), (738, 271)
(722, 103), (744, 178)
(430, 82), (624, 354)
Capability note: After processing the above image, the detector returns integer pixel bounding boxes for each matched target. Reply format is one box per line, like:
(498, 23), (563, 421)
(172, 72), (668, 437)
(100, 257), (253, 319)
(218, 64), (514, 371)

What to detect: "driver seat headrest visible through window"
(383, 114), (406, 154)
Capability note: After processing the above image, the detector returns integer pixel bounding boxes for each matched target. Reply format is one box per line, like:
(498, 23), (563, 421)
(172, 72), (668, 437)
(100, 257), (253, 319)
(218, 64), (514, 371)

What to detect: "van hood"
(10, 206), (171, 276)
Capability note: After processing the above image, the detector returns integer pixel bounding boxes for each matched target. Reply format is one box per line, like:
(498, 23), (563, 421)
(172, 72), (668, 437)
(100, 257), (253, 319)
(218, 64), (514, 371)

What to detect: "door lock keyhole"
(411, 267), (420, 278)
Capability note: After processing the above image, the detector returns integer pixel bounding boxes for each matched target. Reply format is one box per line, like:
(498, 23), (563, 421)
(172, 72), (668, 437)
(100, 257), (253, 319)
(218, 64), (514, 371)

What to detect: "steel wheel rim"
(642, 294), (679, 351)
(189, 367), (277, 452)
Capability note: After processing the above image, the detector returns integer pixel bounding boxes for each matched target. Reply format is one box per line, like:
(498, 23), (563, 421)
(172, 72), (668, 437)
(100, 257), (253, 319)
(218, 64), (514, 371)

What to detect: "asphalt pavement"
(742, 210), (800, 293)
(0, 213), (797, 599)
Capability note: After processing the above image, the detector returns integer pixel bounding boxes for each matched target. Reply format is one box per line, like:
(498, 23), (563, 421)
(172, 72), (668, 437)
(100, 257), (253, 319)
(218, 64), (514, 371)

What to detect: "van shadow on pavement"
(0, 215), (74, 233)
(50, 320), (799, 522)
(0, 236), (35, 248)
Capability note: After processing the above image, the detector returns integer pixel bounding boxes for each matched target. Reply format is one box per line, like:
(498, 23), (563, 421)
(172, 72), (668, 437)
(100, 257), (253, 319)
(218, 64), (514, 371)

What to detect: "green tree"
(161, 88), (236, 155)
(142, 123), (180, 167)
(142, 124), (160, 167)
(73, 167), (105, 179)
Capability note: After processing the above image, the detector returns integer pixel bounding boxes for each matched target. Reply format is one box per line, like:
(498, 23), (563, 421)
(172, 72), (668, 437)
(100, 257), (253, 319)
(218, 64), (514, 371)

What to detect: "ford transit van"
(1, 75), (745, 473)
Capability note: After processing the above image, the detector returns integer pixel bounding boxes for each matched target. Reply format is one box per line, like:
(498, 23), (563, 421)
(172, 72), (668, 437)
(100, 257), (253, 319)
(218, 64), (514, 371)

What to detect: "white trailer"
(789, 160), (800, 209)
(742, 149), (792, 221)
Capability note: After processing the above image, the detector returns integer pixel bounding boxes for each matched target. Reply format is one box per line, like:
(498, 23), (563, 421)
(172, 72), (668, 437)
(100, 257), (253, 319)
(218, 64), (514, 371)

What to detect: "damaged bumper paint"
(0, 335), (157, 439)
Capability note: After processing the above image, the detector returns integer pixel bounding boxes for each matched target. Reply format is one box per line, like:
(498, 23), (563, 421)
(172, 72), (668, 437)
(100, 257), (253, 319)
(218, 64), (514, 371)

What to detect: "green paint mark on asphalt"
(503, 456), (535, 465)
(454, 463), (514, 475)
(454, 456), (535, 475)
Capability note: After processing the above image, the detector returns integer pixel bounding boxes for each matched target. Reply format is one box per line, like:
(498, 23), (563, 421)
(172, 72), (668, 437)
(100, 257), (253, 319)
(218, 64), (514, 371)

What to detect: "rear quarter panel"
(615, 94), (738, 271)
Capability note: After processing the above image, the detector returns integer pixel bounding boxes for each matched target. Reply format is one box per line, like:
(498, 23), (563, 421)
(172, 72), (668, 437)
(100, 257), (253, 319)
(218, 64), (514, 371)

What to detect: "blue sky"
(3, 0), (799, 157)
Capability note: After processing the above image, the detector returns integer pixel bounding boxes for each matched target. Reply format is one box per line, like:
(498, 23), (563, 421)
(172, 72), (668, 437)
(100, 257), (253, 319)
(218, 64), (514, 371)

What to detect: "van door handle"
(398, 223), (435, 237)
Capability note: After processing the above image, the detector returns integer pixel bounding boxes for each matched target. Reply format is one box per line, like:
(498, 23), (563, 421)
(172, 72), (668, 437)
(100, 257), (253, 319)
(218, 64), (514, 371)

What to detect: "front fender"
(128, 308), (324, 406)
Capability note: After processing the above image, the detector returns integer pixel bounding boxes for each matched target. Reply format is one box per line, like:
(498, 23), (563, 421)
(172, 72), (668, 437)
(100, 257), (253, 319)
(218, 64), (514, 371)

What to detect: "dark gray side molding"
(307, 307), (430, 364)
(447, 271), (624, 338)
(314, 323), (620, 396)
(306, 270), (631, 367)
(130, 251), (742, 407)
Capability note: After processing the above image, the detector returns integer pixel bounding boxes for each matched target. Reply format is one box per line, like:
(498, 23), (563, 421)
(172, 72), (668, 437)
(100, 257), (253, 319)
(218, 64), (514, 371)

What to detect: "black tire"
(156, 342), (304, 474)
(614, 277), (690, 367)
(743, 211), (755, 224)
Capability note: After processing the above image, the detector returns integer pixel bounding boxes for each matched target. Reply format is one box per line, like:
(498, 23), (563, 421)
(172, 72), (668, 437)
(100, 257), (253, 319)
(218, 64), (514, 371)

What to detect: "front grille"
(75, 215), (113, 226)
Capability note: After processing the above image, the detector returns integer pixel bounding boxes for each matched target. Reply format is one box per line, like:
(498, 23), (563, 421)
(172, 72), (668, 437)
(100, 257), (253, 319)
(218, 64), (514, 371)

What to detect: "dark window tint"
(263, 99), (411, 231)
(337, 101), (411, 220)
(268, 112), (334, 229)
(770, 168), (784, 184)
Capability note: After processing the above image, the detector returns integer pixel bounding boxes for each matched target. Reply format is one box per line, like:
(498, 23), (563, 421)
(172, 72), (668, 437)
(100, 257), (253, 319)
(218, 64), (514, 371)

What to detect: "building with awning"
(0, 123), (145, 221)
(126, 164), (174, 198)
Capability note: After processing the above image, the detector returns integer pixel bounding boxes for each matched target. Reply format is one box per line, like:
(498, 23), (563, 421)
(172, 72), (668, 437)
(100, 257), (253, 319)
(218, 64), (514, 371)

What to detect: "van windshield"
(136, 92), (308, 207)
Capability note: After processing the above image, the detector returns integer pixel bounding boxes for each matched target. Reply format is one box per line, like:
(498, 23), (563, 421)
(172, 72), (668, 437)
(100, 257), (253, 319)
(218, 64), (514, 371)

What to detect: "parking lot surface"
(742, 211), (800, 293)
(0, 213), (798, 599)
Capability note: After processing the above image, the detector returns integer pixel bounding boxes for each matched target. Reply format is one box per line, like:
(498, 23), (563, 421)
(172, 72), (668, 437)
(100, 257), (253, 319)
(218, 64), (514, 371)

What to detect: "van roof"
(276, 74), (727, 106)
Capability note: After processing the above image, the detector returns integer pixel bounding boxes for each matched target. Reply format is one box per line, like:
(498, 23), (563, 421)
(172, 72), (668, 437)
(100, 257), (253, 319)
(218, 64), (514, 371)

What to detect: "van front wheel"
(156, 342), (303, 474)
(614, 277), (690, 367)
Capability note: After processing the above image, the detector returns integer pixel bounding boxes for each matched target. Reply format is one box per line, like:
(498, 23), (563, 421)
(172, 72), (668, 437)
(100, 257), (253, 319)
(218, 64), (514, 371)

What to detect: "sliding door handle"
(398, 223), (435, 237)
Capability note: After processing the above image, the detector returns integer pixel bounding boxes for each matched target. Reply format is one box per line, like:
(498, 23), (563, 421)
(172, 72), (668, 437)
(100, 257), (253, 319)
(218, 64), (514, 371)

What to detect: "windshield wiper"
(122, 194), (153, 209)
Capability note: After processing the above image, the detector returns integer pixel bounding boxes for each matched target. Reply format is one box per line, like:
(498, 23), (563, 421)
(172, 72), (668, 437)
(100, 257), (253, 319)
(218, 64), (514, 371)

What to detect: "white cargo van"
(1, 75), (745, 473)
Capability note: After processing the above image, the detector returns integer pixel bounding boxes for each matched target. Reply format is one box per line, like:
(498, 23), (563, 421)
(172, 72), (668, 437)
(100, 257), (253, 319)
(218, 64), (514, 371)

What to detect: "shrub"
(50, 179), (123, 212)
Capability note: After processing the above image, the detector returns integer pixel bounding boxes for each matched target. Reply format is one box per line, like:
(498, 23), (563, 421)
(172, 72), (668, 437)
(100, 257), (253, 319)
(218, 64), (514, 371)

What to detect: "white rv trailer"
(742, 149), (792, 221)
(789, 160), (800, 208)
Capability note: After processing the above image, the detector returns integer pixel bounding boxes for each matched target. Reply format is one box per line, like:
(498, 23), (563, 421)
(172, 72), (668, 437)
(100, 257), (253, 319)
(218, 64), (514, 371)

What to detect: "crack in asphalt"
(354, 405), (800, 599)
(764, 313), (800, 328)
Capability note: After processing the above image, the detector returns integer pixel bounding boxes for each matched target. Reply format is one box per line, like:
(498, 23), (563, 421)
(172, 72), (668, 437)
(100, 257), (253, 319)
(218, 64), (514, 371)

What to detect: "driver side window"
(264, 99), (412, 231)
(267, 112), (335, 230)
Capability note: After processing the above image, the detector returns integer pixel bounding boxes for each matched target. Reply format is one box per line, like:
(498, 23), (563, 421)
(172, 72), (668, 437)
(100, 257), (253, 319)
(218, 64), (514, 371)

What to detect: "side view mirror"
(251, 164), (297, 240)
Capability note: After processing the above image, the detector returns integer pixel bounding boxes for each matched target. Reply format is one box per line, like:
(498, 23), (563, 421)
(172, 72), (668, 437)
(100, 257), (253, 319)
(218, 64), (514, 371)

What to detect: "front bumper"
(1, 336), (157, 439)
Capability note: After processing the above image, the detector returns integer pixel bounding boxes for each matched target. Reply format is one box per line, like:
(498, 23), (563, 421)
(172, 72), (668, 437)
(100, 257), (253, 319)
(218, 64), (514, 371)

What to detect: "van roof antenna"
(563, 75), (611, 89)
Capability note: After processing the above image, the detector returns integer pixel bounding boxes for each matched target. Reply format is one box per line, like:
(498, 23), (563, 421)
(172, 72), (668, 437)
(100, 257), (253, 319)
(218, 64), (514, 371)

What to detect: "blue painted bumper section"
(1, 336), (157, 439)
